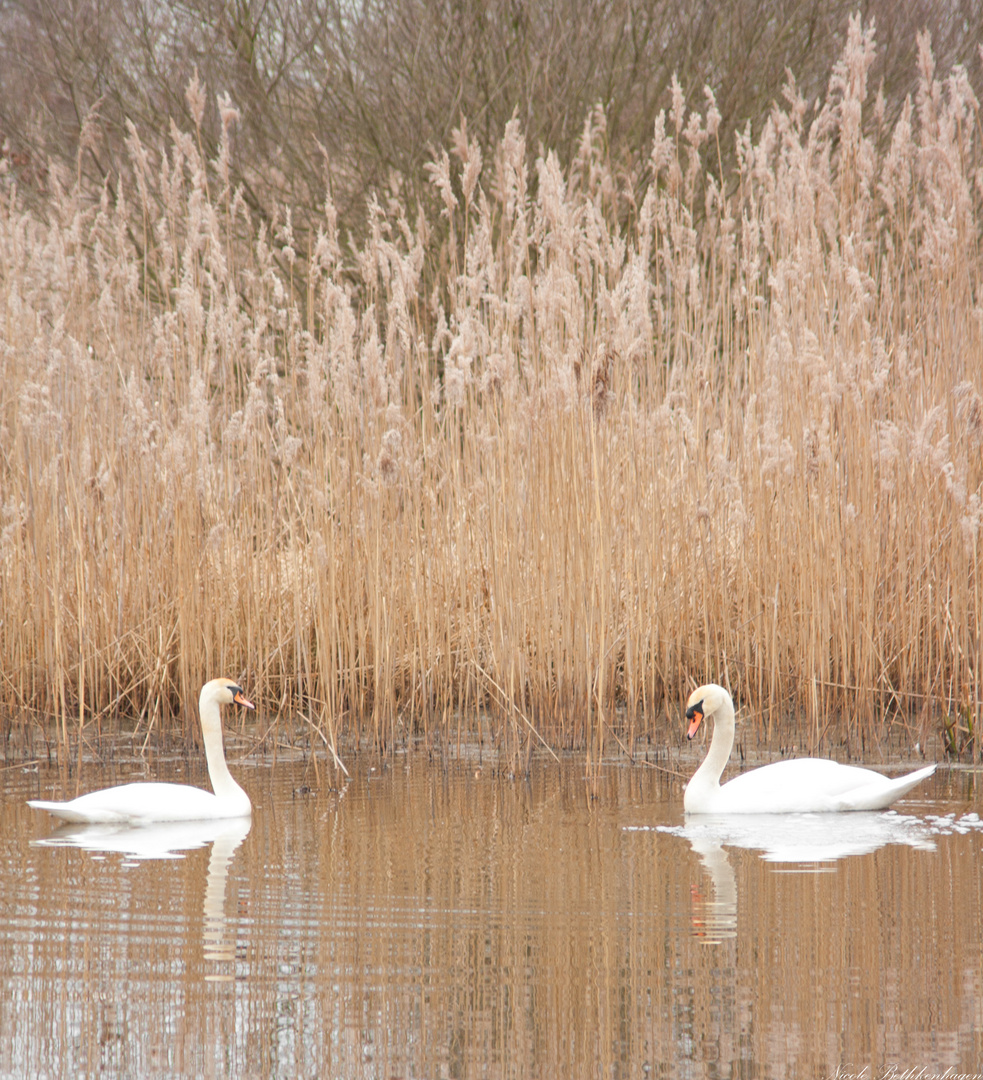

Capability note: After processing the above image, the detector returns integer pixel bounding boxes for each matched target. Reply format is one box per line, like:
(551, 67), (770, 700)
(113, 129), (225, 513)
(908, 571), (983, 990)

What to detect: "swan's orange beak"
(685, 702), (704, 740)
(233, 689), (255, 710)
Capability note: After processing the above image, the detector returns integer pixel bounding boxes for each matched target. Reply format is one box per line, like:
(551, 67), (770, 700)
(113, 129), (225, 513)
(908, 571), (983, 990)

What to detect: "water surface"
(2, 747), (981, 1078)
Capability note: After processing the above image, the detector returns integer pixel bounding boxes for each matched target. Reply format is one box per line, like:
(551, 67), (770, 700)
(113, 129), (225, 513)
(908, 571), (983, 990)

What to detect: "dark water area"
(2, 741), (981, 1079)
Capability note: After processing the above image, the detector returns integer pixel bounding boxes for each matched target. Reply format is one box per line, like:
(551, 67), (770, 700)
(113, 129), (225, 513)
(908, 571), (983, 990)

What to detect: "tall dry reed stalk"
(0, 19), (980, 755)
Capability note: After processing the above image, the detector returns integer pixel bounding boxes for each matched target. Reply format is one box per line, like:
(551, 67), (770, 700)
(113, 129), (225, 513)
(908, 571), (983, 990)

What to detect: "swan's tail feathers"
(839, 763), (937, 811)
(888, 763), (937, 799)
(27, 800), (91, 824)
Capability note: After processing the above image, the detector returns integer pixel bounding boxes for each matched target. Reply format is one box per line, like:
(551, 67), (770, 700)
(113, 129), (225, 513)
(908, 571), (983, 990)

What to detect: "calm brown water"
(2, 748), (981, 1079)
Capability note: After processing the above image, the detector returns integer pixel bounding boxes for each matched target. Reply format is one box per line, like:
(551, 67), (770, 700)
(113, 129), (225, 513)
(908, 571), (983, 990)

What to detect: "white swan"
(683, 683), (936, 813)
(28, 678), (254, 824)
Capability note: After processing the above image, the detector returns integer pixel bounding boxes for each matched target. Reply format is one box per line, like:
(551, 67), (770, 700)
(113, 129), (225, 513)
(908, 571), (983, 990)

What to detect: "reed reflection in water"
(2, 754), (981, 1078)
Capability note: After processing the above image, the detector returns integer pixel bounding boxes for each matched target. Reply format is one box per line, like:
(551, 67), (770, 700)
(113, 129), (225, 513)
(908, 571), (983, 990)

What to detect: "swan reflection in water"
(33, 815), (252, 979)
(637, 811), (941, 944)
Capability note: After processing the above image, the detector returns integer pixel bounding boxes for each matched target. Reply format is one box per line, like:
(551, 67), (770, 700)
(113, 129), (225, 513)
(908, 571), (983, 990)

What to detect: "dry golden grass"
(0, 20), (980, 753)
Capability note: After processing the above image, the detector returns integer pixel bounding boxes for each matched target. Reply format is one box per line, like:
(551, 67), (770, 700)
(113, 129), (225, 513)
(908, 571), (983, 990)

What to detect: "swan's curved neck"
(199, 695), (247, 803)
(684, 696), (736, 808)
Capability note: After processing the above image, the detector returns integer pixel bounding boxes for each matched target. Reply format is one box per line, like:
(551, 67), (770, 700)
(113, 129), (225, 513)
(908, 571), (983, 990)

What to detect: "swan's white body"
(28, 678), (254, 824)
(683, 684), (935, 814)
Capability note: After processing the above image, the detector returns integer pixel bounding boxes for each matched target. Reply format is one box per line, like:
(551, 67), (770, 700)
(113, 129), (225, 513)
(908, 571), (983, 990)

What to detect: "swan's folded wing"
(714, 759), (935, 814)
(28, 782), (228, 824)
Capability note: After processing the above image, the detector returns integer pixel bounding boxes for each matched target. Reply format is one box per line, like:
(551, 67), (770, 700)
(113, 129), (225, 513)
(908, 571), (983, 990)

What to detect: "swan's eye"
(686, 700), (704, 720)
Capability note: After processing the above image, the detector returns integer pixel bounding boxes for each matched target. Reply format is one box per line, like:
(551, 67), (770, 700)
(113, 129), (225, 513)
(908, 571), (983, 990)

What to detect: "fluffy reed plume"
(0, 18), (979, 753)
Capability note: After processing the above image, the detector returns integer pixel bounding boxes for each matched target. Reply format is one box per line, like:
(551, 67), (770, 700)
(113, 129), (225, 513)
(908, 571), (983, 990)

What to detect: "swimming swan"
(28, 678), (254, 824)
(683, 683), (935, 814)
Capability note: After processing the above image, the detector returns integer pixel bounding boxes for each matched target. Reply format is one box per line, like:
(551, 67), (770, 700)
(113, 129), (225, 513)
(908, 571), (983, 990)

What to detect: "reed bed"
(0, 21), (980, 754)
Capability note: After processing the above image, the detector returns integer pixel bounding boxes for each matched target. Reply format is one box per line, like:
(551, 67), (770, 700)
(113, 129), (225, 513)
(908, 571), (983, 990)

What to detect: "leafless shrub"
(3, 0), (981, 272)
